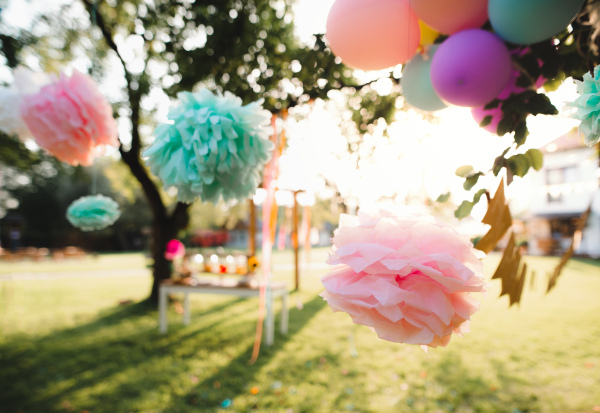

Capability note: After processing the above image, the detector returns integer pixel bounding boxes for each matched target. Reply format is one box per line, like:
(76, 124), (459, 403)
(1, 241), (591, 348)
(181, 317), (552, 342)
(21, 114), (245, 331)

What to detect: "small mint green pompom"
(143, 89), (274, 204)
(66, 195), (121, 231)
(571, 66), (600, 146)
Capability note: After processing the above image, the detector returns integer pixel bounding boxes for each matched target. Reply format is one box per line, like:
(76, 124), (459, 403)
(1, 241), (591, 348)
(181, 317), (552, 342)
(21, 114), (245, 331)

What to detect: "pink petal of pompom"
(320, 209), (487, 348)
(19, 69), (118, 166)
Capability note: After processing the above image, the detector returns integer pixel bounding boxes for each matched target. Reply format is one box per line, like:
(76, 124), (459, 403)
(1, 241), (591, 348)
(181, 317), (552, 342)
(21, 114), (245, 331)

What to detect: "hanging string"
(90, 1), (99, 70)
(92, 163), (98, 195)
(90, 0), (100, 196)
(249, 114), (280, 365)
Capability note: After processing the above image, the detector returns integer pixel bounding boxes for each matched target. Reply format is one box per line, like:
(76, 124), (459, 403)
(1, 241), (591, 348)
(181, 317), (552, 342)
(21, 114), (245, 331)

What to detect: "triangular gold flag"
(476, 178), (512, 254)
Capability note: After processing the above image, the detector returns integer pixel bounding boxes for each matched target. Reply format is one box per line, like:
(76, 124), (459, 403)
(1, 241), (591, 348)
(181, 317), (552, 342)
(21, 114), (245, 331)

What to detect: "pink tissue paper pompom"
(20, 70), (118, 166)
(320, 210), (487, 348)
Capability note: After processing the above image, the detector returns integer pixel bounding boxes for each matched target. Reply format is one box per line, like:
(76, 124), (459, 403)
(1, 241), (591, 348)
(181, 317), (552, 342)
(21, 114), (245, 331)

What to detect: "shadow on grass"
(0, 293), (327, 413)
(421, 352), (541, 413)
(179, 293), (329, 411)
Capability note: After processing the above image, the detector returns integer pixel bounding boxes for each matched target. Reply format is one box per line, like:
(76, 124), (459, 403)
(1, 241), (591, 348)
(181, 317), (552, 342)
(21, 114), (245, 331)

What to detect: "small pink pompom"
(320, 210), (487, 348)
(165, 239), (186, 261)
(20, 70), (118, 166)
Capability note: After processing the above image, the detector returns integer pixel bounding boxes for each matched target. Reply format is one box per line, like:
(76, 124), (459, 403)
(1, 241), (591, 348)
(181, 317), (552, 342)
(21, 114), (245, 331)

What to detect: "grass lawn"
(0, 250), (599, 412)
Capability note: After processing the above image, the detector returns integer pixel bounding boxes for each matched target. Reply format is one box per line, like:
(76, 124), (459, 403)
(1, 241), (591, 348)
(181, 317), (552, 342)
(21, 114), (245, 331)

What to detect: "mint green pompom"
(571, 66), (600, 146)
(66, 195), (121, 231)
(143, 89), (274, 204)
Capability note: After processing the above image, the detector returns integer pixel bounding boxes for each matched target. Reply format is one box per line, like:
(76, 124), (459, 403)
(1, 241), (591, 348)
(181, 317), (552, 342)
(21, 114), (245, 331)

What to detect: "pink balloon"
(471, 70), (523, 134)
(412, 0), (488, 35)
(430, 30), (512, 107)
(472, 49), (547, 134)
(326, 0), (420, 71)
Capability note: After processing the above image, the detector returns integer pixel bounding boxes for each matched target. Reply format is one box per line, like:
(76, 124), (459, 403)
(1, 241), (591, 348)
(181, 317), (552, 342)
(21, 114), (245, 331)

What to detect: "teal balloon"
(402, 47), (446, 111)
(489, 0), (585, 45)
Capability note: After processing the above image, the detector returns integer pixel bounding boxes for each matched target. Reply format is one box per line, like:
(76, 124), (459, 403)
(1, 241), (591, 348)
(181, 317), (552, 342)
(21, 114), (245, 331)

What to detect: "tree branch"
(81, 0), (168, 222)
(119, 145), (167, 222)
(81, 0), (142, 155)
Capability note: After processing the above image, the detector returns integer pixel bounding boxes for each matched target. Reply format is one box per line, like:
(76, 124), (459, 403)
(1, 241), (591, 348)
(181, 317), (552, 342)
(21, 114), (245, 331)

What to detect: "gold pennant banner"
(475, 178), (512, 254)
(477, 178), (595, 305)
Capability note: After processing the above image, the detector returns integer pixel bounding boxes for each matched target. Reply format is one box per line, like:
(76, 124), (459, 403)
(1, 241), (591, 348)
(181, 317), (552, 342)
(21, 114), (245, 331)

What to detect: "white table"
(158, 279), (289, 346)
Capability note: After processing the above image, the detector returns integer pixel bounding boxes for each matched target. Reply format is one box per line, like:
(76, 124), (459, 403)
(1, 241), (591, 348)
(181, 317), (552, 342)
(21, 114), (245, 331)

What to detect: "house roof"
(541, 128), (588, 154)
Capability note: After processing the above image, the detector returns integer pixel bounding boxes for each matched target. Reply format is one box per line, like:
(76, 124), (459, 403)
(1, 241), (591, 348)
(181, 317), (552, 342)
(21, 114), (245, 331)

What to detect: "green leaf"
(507, 153), (531, 177)
(497, 117), (513, 136)
(479, 115), (492, 128)
(436, 192), (450, 203)
(514, 120), (529, 147)
(526, 93), (558, 116)
(483, 99), (500, 110)
(473, 188), (487, 204)
(525, 148), (544, 170)
(463, 172), (483, 190)
(454, 189), (487, 219)
(455, 165), (474, 178)
(493, 156), (504, 176)
(455, 201), (474, 219)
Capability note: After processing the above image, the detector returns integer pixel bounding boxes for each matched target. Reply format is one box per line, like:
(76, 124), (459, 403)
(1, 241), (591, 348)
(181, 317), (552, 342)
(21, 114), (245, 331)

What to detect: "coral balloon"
(431, 30), (512, 107)
(20, 70), (118, 166)
(326, 0), (420, 71)
(489, 0), (585, 45)
(402, 47), (446, 112)
(412, 0), (488, 35)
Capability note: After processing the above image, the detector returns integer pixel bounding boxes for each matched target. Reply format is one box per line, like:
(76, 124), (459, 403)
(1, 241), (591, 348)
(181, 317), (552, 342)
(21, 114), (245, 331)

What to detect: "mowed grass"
(0, 250), (599, 413)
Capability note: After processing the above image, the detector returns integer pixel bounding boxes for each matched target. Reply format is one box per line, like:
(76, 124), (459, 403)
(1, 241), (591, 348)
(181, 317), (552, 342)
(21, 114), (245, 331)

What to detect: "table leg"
(159, 286), (168, 334)
(281, 292), (288, 334)
(183, 293), (191, 326)
(265, 287), (274, 346)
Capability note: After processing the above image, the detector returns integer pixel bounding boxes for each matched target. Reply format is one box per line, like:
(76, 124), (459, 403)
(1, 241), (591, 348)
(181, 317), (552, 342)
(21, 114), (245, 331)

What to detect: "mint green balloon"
(489, 0), (585, 45)
(402, 47), (446, 112)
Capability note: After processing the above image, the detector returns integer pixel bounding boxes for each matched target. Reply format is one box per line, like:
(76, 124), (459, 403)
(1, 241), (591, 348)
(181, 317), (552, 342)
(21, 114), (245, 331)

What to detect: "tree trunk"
(148, 220), (174, 303)
(148, 202), (190, 303)
(82, 0), (190, 304)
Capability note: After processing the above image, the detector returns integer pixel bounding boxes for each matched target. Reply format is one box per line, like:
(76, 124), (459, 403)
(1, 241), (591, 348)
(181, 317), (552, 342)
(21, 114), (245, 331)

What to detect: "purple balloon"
(431, 29), (512, 107)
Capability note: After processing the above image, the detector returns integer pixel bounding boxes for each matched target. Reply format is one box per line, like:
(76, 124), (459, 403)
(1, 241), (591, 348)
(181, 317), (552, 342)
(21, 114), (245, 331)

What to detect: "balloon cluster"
(326, 0), (585, 133)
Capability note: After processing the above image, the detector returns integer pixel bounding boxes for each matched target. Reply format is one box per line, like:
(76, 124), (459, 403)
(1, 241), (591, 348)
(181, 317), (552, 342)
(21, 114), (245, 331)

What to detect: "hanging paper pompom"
(570, 65), (600, 146)
(0, 88), (31, 139)
(165, 239), (186, 261)
(320, 210), (487, 348)
(0, 67), (52, 140)
(66, 195), (121, 231)
(20, 69), (118, 166)
(143, 89), (274, 204)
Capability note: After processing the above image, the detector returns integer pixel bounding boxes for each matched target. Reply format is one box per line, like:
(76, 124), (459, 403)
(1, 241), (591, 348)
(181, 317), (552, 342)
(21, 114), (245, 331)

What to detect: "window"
(545, 166), (578, 203)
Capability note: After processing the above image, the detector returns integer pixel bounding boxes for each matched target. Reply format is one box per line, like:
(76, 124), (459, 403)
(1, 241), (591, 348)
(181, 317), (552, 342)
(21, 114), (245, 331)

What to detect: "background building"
(524, 131), (600, 258)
